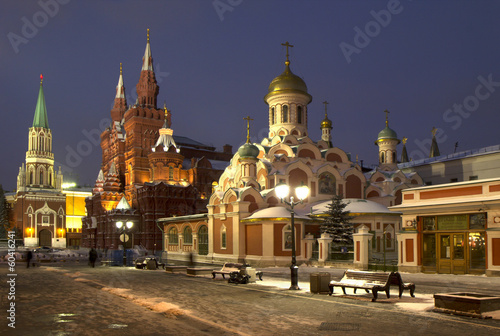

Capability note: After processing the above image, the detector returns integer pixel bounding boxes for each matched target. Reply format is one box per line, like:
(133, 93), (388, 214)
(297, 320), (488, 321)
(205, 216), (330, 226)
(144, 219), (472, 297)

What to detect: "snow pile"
(101, 287), (186, 318)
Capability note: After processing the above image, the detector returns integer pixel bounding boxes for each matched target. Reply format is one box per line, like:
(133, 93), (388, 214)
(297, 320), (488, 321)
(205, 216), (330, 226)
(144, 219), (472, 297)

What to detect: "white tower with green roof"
(375, 110), (400, 170)
(17, 75), (63, 192)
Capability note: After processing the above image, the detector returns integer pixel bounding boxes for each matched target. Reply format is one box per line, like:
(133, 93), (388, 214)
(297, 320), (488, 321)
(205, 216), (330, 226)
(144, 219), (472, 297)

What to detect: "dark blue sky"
(1, 0), (499, 191)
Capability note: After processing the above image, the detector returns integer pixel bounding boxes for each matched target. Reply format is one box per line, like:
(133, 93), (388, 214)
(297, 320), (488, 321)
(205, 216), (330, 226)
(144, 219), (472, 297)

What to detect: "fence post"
(317, 233), (333, 263)
(303, 233), (315, 260)
(353, 225), (371, 270)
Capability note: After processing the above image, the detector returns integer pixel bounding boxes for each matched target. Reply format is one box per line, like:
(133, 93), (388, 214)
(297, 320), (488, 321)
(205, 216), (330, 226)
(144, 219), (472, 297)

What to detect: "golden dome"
(321, 117), (332, 129)
(265, 61), (312, 103)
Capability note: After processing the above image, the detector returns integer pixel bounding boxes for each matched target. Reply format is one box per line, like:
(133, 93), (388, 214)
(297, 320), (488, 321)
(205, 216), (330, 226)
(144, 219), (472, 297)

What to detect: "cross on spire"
(243, 116), (253, 143)
(120, 63), (122, 75)
(431, 127), (437, 137)
(40, 73), (43, 84)
(384, 109), (390, 127)
(323, 101), (329, 117)
(281, 41), (294, 65)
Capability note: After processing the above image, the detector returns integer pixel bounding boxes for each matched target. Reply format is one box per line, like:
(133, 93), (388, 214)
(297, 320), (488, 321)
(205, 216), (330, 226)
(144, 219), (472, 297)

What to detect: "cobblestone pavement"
(1, 262), (500, 336)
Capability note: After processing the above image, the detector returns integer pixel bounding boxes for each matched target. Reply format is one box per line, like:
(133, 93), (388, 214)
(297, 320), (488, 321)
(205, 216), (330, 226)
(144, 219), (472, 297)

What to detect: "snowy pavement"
(1, 262), (500, 335)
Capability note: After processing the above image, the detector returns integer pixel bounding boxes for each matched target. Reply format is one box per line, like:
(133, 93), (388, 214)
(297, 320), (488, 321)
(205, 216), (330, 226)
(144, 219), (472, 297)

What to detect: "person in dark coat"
(26, 250), (33, 268)
(89, 248), (97, 267)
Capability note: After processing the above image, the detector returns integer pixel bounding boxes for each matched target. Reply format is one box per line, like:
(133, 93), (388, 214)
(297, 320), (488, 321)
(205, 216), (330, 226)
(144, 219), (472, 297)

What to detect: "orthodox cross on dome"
(384, 109), (390, 127)
(431, 127), (437, 137)
(323, 101), (329, 117)
(402, 137), (408, 145)
(281, 41), (294, 65)
(243, 116), (253, 144)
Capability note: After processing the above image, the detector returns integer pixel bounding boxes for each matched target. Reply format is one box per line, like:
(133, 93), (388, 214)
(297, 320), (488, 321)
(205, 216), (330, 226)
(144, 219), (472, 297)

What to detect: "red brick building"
(82, 31), (232, 252)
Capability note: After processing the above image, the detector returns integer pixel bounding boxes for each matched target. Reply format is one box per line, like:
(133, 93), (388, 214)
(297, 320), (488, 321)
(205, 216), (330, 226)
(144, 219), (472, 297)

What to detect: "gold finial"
(281, 41), (294, 66)
(120, 63), (122, 75)
(384, 109), (390, 127)
(431, 127), (437, 137)
(243, 116), (254, 144)
(402, 137), (408, 145)
(147, 28), (150, 43)
(323, 101), (329, 117)
(40, 73), (43, 84)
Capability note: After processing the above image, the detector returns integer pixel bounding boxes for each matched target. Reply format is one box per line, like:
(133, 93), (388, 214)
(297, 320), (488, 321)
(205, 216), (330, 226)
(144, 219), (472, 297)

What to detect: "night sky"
(1, 0), (499, 191)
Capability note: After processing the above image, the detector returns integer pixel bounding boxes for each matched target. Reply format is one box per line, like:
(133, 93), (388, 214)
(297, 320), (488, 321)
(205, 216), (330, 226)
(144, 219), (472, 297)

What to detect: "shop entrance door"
(437, 233), (466, 274)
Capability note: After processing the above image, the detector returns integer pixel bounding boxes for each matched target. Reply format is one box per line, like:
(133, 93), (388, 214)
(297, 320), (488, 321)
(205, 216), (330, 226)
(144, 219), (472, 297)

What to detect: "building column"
(396, 230), (419, 273)
(353, 225), (372, 270)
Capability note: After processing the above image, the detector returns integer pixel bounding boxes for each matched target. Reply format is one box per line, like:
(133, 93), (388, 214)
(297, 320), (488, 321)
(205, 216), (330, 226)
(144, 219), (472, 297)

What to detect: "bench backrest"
(221, 263), (244, 272)
(342, 270), (392, 285)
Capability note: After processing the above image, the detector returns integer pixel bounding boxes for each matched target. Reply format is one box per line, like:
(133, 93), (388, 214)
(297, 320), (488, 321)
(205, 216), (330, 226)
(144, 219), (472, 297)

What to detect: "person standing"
(89, 248), (97, 267)
(26, 250), (33, 268)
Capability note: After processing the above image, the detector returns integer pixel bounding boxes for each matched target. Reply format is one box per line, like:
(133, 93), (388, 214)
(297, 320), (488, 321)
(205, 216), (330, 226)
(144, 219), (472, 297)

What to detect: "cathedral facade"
(14, 75), (66, 248)
(159, 45), (423, 266)
(81, 31), (232, 252)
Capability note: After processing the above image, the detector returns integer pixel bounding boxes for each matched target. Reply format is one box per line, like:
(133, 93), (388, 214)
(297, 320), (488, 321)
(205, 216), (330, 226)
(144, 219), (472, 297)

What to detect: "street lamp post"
(116, 221), (133, 266)
(275, 183), (309, 290)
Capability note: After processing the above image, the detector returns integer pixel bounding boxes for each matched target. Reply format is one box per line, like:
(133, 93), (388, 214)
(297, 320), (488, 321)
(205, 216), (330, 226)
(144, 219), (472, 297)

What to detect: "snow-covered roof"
(244, 206), (312, 221)
(209, 159), (230, 171)
(306, 198), (398, 216)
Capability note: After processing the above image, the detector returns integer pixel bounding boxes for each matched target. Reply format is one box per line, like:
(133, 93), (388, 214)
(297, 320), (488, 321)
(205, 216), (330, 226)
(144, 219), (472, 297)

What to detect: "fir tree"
(0, 185), (9, 239)
(320, 195), (353, 244)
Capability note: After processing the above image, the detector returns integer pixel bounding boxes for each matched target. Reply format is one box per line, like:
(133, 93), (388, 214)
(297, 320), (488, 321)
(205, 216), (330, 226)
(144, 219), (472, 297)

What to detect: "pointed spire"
(243, 116), (253, 144)
(115, 63), (125, 99)
(142, 28), (153, 71)
(401, 137), (409, 163)
(33, 74), (49, 128)
(430, 127), (440, 158)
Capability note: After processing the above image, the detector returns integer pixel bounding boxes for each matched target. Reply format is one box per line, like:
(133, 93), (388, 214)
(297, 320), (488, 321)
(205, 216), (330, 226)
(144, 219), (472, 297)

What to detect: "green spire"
(32, 74), (49, 128)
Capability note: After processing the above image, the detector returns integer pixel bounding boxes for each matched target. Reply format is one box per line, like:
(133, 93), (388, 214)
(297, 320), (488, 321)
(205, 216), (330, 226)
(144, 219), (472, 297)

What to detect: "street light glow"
(126, 221), (133, 229)
(275, 183), (290, 200)
(116, 221), (123, 229)
(295, 184), (309, 201)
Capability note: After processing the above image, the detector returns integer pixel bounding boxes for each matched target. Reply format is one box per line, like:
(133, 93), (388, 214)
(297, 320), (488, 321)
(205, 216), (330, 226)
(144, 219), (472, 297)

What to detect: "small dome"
(377, 126), (398, 141)
(238, 143), (259, 159)
(321, 116), (332, 129)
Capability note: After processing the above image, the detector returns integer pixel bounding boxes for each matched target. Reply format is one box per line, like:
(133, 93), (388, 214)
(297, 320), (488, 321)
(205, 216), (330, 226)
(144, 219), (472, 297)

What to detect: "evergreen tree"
(320, 195), (353, 244)
(0, 185), (9, 239)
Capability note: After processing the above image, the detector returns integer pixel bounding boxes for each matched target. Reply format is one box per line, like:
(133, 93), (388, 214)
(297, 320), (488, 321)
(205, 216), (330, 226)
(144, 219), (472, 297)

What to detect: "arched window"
(380, 152), (385, 163)
(29, 171), (33, 184)
(169, 166), (174, 180)
(392, 151), (396, 163)
(168, 227), (178, 244)
(297, 106), (302, 124)
(39, 170), (44, 185)
(183, 227), (192, 244)
(271, 107), (275, 125)
(282, 105), (288, 123)
(48, 171), (52, 186)
(221, 225), (227, 249)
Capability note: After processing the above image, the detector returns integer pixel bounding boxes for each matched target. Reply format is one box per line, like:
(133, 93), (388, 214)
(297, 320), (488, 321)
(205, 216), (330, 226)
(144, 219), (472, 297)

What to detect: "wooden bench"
(328, 270), (392, 302)
(390, 272), (416, 298)
(212, 263), (263, 281)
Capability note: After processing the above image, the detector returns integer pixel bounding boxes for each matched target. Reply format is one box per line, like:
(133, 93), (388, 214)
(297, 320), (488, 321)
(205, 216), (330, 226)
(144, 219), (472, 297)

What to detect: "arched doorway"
(198, 225), (208, 255)
(39, 229), (52, 247)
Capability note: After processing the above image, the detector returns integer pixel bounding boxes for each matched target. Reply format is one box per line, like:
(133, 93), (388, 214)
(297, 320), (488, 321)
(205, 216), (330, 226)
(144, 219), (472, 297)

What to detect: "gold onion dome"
(321, 116), (332, 129)
(265, 61), (312, 103)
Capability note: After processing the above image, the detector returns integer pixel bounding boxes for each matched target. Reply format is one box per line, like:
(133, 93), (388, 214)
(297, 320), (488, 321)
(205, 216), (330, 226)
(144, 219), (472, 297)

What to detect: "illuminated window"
(169, 166), (174, 180)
